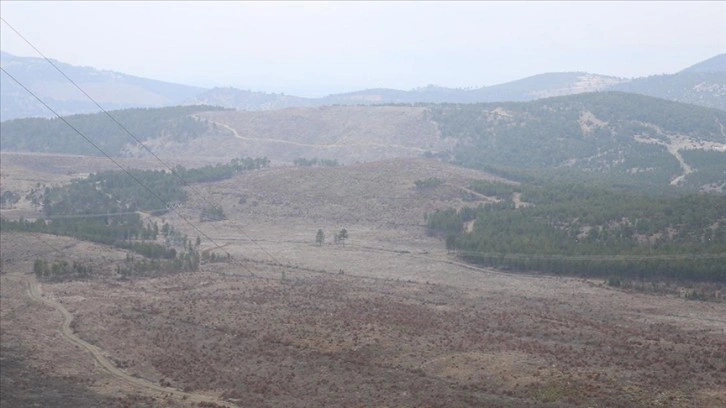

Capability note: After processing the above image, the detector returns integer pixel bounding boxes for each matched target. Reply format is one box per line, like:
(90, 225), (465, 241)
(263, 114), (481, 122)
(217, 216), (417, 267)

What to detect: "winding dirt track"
(25, 275), (239, 408)
(197, 115), (429, 153)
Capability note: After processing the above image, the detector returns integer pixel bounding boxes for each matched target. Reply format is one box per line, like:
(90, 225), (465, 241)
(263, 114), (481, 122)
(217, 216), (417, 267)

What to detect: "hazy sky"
(1, 1), (724, 97)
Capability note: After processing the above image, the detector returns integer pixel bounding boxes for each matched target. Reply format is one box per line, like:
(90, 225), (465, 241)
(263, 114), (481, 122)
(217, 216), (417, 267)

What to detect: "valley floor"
(1, 155), (725, 407)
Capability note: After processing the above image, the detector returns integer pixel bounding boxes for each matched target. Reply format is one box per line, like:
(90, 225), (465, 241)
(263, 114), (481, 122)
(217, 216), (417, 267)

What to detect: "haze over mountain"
(0, 51), (203, 121)
(1, 51), (724, 121)
(680, 54), (726, 73)
(611, 54), (726, 111)
(185, 55), (726, 111)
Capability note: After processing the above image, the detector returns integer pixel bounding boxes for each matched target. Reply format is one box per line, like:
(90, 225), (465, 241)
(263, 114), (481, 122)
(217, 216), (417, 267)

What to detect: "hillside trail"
(24, 273), (240, 408)
(632, 123), (695, 186)
(195, 115), (429, 153)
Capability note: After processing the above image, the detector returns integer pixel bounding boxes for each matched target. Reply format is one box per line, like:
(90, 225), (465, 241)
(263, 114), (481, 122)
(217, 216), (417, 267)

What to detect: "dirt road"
(25, 274), (239, 408)
(197, 115), (430, 153)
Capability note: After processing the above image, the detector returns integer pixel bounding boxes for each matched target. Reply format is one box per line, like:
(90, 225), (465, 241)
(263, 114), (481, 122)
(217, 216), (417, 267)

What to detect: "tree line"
(426, 181), (726, 282)
(0, 105), (228, 156)
(2, 158), (268, 279)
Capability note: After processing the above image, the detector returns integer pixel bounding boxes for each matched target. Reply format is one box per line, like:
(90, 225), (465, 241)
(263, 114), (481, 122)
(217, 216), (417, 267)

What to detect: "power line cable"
(0, 67), (231, 259)
(1, 17), (282, 265)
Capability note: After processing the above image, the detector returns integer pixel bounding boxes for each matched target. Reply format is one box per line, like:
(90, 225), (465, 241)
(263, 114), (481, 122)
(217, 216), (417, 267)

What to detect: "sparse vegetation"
(2, 153), (725, 408)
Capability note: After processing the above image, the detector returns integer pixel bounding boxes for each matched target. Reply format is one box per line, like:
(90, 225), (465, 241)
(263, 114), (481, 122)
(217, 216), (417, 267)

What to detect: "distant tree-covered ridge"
(0, 105), (228, 156)
(427, 181), (726, 282)
(426, 92), (726, 191)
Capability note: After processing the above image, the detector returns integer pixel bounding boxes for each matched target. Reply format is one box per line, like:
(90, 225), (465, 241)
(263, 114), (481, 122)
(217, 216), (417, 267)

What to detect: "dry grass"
(2, 154), (725, 407)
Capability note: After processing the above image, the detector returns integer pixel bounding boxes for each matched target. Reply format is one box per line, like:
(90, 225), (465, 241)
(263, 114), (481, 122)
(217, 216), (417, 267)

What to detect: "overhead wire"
(1, 17), (283, 265)
(1, 17), (282, 265)
(0, 67), (233, 260)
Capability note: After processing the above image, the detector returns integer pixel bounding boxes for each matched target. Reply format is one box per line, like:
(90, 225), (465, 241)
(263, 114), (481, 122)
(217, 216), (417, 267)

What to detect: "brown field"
(2, 154), (725, 407)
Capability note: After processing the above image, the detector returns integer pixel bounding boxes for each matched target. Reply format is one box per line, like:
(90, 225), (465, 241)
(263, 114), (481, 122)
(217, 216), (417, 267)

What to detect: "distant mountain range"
(1, 51), (724, 121)
(0, 51), (203, 120)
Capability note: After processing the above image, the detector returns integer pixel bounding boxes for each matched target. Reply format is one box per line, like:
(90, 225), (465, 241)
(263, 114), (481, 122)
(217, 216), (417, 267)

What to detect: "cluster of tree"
(33, 157), (267, 220)
(201, 249), (230, 263)
(1, 216), (156, 246)
(161, 223), (189, 247)
(28, 233), (206, 281)
(2, 216), (193, 261)
(200, 205), (226, 222)
(0, 190), (20, 208)
(0, 105), (227, 156)
(116, 241), (177, 259)
(42, 169), (185, 218)
(427, 181), (726, 282)
(315, 228), (348, 246)
(174, 156), (269, 184)
(115, 251), (200, 278)
(33, 259), (93, 282)
(294, 158), (340, 167)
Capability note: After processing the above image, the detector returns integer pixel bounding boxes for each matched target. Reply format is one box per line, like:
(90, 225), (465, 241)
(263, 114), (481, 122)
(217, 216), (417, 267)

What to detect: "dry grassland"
(2, 155), (725, 407)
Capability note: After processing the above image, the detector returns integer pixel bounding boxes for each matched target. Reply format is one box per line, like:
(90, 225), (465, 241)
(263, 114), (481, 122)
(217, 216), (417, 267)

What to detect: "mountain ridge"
(1, 51), (204, 120)
(1, 51), (724, 120)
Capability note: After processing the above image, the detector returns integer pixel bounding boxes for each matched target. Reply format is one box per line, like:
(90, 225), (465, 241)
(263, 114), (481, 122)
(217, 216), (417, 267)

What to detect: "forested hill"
(426, 181), (726, 283)
(429, 92), (726, 192)
(0, 105), (227, 156)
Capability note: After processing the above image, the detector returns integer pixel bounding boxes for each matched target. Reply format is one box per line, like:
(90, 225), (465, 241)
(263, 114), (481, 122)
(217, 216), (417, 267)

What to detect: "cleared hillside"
(189, 106), (450, 164)
(188, 158), (510, 228)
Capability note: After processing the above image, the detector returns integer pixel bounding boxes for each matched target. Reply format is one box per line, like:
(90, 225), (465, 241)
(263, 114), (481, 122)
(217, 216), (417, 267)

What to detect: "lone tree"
(335, 228), (348, 246)
(315, 229), (325, 246)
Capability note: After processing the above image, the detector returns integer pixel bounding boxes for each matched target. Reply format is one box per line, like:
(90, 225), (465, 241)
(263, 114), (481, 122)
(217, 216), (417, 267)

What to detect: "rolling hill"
(611, 54), (726, 111)
(3, 51), (723, 120)
(0, 51), (204, 121)
(680, 53), (726, 73)
(432, 92), (726, 191)
(2, 92), (724, 192)
(188, 73), (626, 109)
